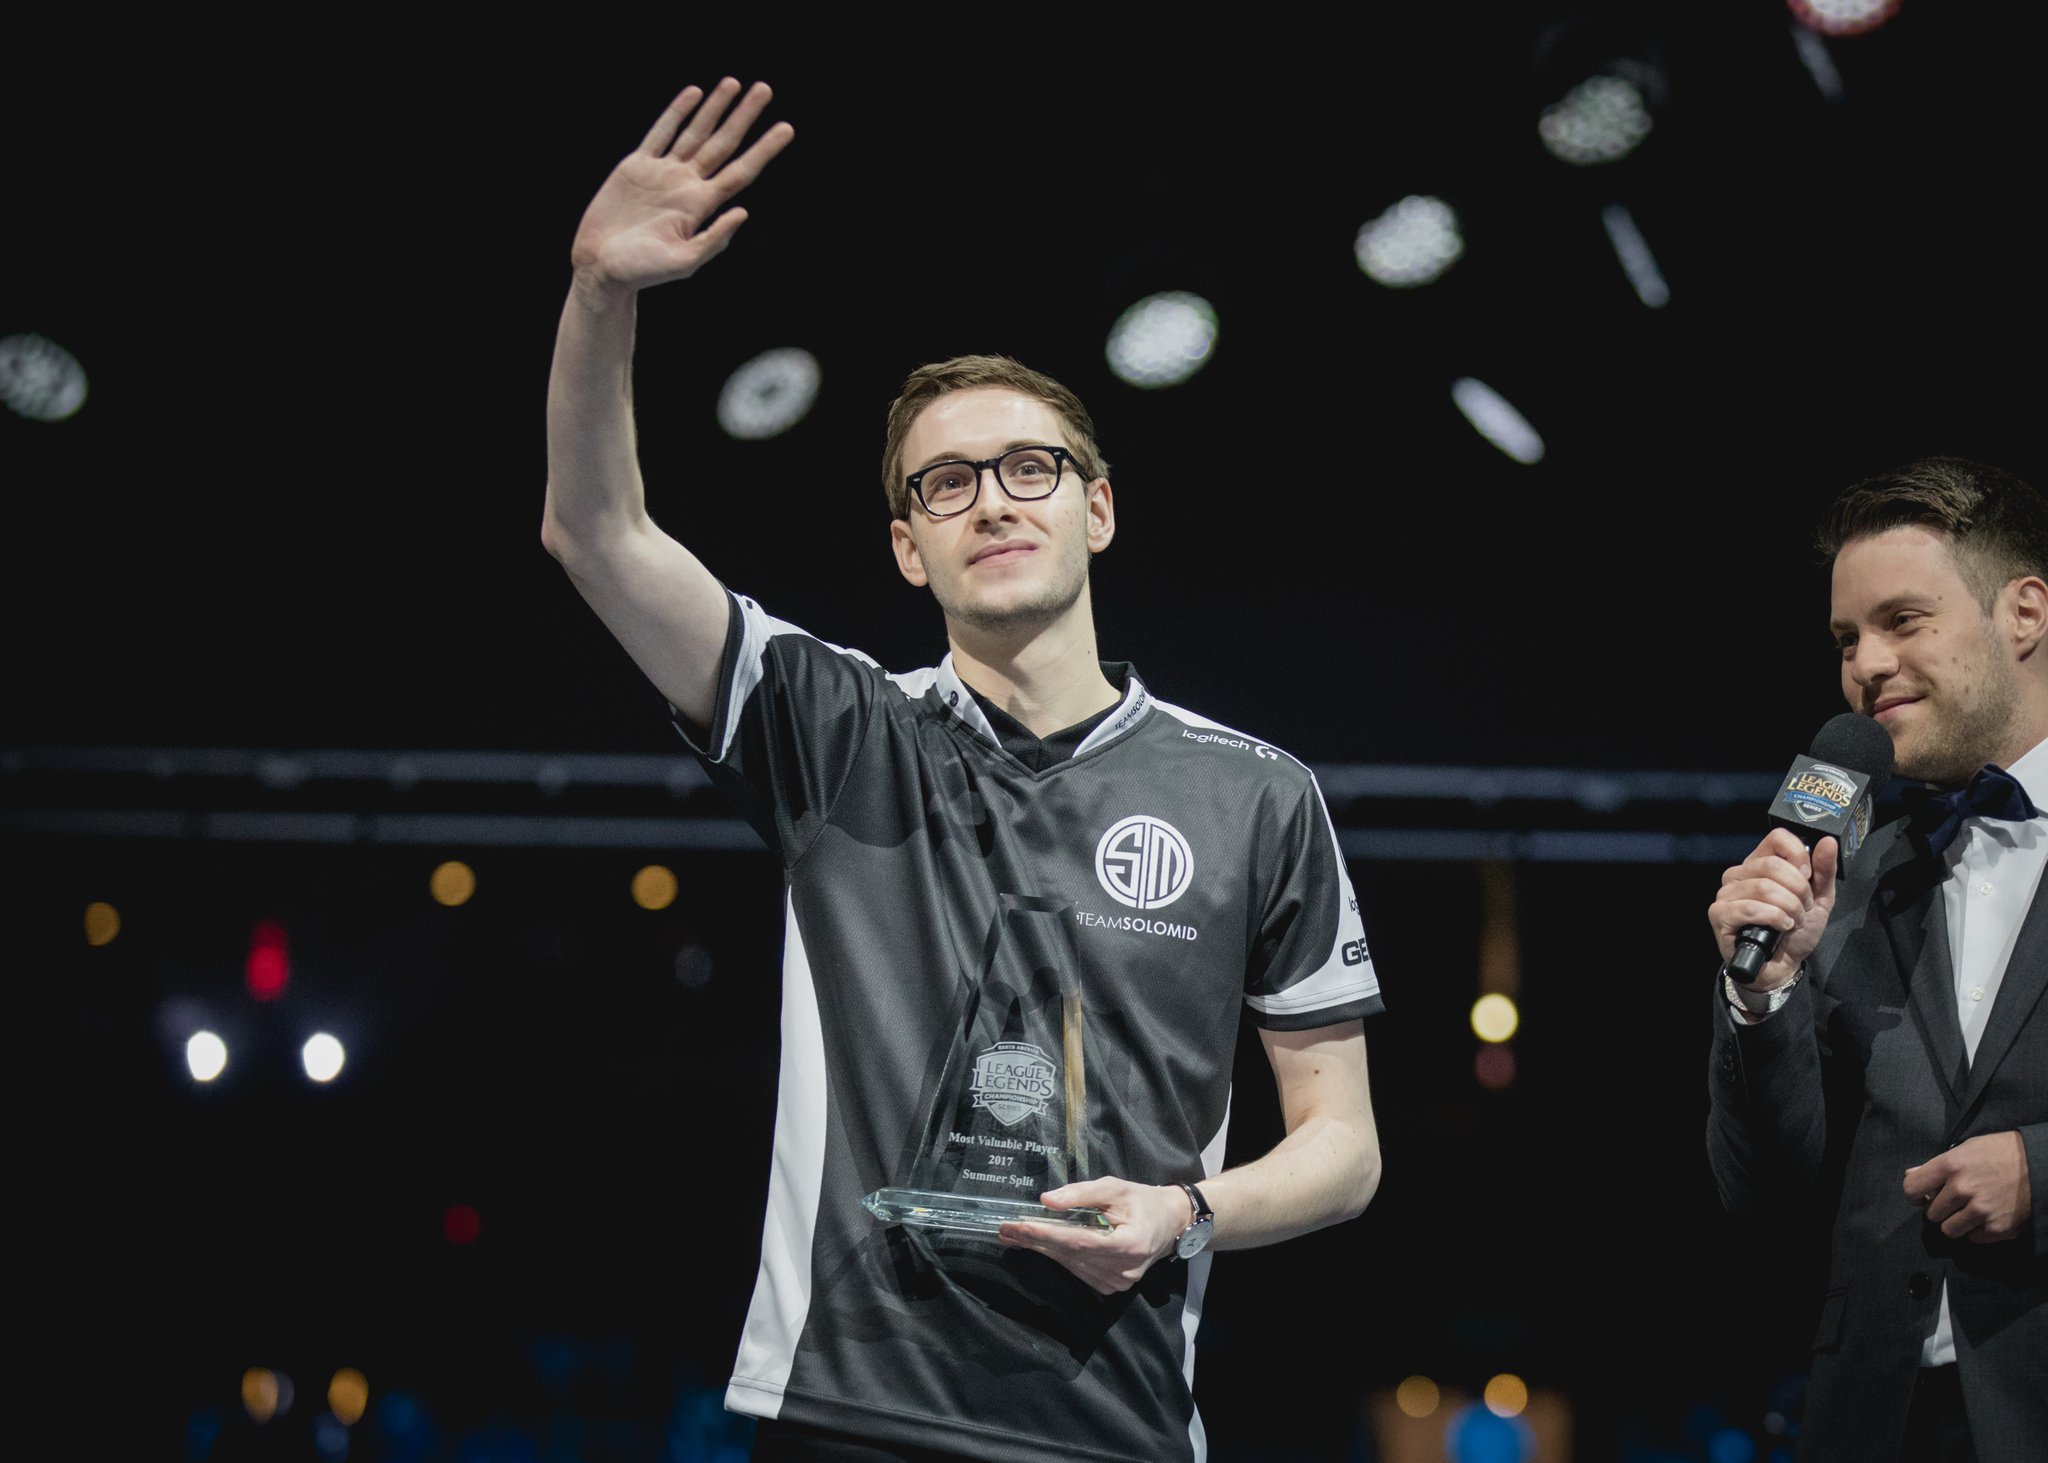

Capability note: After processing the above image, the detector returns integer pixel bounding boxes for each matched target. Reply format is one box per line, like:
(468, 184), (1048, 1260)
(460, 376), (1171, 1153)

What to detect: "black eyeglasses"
(905, 445), (1075, 519)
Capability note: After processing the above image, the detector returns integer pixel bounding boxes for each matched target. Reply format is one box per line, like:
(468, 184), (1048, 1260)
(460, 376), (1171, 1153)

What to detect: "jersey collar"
(932, 656), (1152, 758)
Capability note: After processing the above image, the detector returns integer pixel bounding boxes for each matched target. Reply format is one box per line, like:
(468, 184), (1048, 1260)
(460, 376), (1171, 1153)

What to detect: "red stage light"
(444, 1204), (482, 1246)
(246, 921), (289, 1001)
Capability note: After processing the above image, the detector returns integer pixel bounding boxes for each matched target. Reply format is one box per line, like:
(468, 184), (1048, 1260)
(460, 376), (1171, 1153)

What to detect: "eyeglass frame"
(903, 444), (1081, 520)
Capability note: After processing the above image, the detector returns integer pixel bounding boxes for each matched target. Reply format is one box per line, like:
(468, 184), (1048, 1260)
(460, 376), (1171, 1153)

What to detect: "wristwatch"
(1173, 1182), (1214, 1259)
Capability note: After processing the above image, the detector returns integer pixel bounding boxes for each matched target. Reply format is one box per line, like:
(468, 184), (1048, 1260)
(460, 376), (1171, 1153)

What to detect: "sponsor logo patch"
(1095, 815), (1195, 910)
(1179, 727), (1279, 760)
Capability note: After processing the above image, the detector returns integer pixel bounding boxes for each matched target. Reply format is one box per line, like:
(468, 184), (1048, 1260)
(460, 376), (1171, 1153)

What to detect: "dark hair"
(1816, 455), (2048, 606)
(878, 355), (1109, 520)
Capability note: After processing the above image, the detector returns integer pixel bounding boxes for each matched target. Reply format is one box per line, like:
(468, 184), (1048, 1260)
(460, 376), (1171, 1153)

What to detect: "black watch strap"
(1173, 1181), (1216, 1259)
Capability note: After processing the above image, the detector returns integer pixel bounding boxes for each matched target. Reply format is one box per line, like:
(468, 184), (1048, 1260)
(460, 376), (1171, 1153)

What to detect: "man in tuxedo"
(1706, 457), (2047, 1463)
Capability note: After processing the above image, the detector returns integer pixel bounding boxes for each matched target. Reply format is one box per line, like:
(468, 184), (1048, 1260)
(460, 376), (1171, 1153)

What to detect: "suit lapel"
(1875, 843), (1969, 1106)
(1954, 876), (2048, 1122)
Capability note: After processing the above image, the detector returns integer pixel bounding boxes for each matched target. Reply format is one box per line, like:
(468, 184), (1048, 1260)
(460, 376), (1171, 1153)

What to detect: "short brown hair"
(1817, 455), (2048, 607)
(878, 355), (1110, 520)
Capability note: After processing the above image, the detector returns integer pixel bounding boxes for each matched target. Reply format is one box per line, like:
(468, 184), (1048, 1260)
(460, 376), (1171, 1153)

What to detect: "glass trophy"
(864, 892), (1112, 1237)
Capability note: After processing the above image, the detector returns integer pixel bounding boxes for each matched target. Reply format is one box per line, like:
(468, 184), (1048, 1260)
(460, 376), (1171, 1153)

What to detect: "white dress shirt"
(1922, 734), (2047, 1366)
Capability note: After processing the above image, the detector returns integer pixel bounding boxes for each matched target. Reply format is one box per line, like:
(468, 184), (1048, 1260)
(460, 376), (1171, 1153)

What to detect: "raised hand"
(569, 79), (795, 293)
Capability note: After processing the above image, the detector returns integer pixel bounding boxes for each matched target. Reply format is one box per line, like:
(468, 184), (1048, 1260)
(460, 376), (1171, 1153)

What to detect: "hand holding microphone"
(1710, 713), (1895, 989)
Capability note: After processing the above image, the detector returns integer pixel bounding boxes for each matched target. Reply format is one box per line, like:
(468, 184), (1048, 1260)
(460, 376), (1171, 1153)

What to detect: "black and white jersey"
(682, 592), (1382, 1463)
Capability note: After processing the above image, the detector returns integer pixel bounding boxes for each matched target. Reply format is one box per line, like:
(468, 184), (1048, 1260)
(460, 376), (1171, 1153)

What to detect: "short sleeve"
(1243, 774), (1383, 1030)
(674, 590), (884, 867)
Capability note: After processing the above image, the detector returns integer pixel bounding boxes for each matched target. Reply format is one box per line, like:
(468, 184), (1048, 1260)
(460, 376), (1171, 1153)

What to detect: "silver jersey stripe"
(1071, 674), (1153, 757)
(928, 656), (1000, 747)
(1277, 767), (1379, 1010)
(706, 595), (885, 764)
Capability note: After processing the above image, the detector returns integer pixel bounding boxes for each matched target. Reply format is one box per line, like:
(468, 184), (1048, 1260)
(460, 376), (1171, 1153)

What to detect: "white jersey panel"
(725, 895), (830, 1417)
(1178, 1094), (1233, 1463)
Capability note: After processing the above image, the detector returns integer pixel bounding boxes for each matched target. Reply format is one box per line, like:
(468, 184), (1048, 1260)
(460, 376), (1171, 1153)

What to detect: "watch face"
(1176, 1218), (1213, 1259)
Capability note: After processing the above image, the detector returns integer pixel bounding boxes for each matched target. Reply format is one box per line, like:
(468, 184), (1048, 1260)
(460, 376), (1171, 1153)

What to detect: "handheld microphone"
(1726, 712), (1895, 984)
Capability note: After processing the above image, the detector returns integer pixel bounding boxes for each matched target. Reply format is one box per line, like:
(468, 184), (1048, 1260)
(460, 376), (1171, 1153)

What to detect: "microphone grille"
(1808, 711), (1895, 796)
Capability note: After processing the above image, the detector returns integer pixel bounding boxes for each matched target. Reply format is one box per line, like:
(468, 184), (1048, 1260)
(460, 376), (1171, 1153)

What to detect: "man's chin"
(945, 586), (1084, 637)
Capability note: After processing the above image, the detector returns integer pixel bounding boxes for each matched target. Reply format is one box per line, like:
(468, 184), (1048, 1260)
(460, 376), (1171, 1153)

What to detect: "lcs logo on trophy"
(864, 893), (1114, 1237)
(972, 1042), (1057, 1126)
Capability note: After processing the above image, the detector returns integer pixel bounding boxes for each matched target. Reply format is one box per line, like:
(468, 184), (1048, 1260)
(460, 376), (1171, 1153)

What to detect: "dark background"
(7, 4), (2043, 1460)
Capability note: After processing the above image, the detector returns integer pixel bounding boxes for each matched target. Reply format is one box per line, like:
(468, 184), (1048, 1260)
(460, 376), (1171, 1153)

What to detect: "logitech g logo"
(1095, 815), (1195, 910)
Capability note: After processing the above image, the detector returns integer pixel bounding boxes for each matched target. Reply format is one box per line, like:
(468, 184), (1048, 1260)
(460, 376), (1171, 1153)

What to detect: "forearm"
(543, 277), (654, 555)
(1203, 1108), (1381, 1251)
(1706, 975), (1828, 1213)
(538, 274), (730, 725)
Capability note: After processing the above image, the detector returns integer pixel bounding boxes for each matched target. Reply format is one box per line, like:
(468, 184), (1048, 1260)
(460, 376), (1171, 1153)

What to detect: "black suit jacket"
(1706, 817), (2048, 1463)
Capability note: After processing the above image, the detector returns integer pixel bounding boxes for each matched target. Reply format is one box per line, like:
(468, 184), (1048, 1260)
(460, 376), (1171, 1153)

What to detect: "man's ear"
(2005, 573), (2048, 659)
(1086, 478), (1116, 555)
(890, 518), (929, 586)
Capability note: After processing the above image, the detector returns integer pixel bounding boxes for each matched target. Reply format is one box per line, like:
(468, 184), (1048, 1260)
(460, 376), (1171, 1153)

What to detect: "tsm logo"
(1095, 815), (1196, 910)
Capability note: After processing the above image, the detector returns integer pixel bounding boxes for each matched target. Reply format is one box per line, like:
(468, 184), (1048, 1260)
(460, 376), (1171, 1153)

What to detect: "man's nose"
(971, 466), (1017, 523)
(1846, 638), (1897, 685)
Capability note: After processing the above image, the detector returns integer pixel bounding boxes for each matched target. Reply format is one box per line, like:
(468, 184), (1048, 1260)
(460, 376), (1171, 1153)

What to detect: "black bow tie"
(1902, 764), (2040, 858)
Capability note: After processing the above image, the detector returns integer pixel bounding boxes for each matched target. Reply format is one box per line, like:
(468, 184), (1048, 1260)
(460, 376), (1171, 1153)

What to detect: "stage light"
(328, 1370), (369, 1426)
(246, 920), (289, 1001)
(1789, 0), (1899, 36)
(1396, 1375), (1441, 1418)
(1601, 205), (1669, 308)
(376, 1392), (423, 1440)
(314, 1412), (350, 1462)
(1471, 993), (1520, 1043)
(632, 864), (678, 910)
(444, 1203), (482, 1245)
(1538, 75), (1653, 165)
(1105, 292), (1218, 389)
(1709, 1427), (1759, 1463)
(1475, 1045), (1517, 1091)
(1354, 196), (1463, 288)
(302, 1033), (345, 1083)
(187, 1031), (229, 1082)
(1450, 379), (1545, 465)
(1446, 1400), (1531, 1463)
(0, 333), (89, 420)
(429, 860), (476, 907)
(1484, 1374), (1529, 1418)
(717, 347), (821, 440)
(186, 1411), (225, 1460)
(242, 1368), (294, 1424)
(674, 942), (714, 989)
(1790, 26), (1846, 103)
(84, 901), (121, 947)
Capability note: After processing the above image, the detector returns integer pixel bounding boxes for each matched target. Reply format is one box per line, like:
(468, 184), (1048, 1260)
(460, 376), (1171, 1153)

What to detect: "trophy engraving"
(864, 892), (1111, 1236)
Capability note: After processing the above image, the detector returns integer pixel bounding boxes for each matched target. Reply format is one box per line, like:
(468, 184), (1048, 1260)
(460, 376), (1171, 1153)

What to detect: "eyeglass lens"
(918, 447), (1064, 516)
